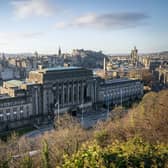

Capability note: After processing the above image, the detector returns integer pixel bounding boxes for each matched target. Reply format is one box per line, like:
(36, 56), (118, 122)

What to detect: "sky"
(0, 0), (168, 54)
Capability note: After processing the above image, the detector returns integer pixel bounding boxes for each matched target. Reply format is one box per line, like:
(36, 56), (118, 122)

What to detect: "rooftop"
(4, 80), (23, 88)
(39, 66), (81, 73)
(0, 94), (10, 99)
(104, 78), (139, 85)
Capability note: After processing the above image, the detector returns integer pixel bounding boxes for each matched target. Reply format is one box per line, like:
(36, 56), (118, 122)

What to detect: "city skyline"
(0, 0), (168, 54)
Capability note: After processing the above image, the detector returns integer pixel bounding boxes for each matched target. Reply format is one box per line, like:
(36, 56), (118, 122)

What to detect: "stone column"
(94, 81), (97, 103)
(81, 81), (84, 104)
(35, 87), (38, 115)
(62, 82), (64, 107)
(164, 72), (166, 84)
(57, 83), (60, 104)
(159, 70), (161, 81)
(67, 82), (69, 105)
(77, 81), (79, 104)
(72, 81), (74, 104)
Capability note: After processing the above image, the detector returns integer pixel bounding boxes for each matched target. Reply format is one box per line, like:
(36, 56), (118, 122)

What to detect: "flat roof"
(39, 66), (81, 73)
(5, 80), (23, 87)
(0, 94), (10, 99)
(103, 78), (139, 85)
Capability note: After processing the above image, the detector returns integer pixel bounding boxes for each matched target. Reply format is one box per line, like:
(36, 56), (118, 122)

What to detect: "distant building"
(149, 59), (163, 72)
(130, 46), (139, 66)
(58, 46), (61, 56)
(157, 66), (168, 86)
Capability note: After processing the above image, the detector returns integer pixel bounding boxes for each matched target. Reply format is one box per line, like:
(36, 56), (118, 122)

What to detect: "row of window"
(104, 85), (142, 92)
(0, 100), (27, 108)
(104, 87), (142, 95)
(0, 105), (30, 116)
(0, 111), (30, 121)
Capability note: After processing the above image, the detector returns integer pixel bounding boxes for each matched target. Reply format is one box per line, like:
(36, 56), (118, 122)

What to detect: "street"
(24, 108), (108, 138)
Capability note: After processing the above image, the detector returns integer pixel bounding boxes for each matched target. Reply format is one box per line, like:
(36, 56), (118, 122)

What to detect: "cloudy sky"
(0, 0), (168, 54)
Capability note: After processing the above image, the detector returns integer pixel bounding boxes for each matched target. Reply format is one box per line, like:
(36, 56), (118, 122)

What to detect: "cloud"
(55, 12), (148, 30)
(0, 31), (45, 39)
(11, 0), (54, 19)
(55, 21), (67, 29)
(21, 32), (45, 38)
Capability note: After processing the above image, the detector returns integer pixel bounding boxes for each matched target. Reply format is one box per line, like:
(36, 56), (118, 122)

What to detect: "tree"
(41, 140), (50, 168)
(109, 106), (125, 120)
(20, 155), (33, 168)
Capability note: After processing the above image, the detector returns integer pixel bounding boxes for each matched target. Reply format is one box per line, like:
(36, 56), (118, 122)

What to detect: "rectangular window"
(0, 110), (3, 121)
(27, 106), (29, 116)
(13, 107), (17, 112)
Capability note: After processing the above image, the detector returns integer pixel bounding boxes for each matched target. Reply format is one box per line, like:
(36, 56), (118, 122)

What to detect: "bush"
(63, 137), (168, 168)
(94, 130), (109, 148)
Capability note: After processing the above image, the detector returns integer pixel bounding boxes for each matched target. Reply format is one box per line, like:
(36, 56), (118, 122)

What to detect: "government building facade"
(0, 66), (143, 132)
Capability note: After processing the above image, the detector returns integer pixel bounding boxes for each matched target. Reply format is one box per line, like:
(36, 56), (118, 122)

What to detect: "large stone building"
(0, 66), (143, 132)
(0, 80), (33, 131)
(98, 78), (143, 106)
(27, 67), (96, 115)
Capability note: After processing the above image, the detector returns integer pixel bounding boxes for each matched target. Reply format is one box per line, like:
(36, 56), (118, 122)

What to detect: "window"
(6, 109), (10, 120)
(20, 111), (24, 119)
(26, 106), (29, 116)
(13, 107), (17, 112)
(0, 110), (3, 121)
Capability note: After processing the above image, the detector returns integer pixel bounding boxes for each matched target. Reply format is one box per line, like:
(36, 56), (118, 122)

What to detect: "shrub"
(63, 137), (168, 168)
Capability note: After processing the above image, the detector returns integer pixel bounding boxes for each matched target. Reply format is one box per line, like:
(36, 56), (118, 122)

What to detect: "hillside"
(0, 90), (168, 167)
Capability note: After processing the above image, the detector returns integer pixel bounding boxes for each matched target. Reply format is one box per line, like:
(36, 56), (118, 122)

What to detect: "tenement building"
(0, 66), (143, 132)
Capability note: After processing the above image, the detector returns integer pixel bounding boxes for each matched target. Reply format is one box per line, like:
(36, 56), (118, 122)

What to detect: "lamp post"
(55, 100), (60, 123)
(104, 92), (110, 120)
(81, 100), (84, 127)
(107, 94), (110, 119)
(120, 88), (123, 107)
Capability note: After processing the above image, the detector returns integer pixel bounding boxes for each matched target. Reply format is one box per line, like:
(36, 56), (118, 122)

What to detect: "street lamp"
(107, 94), (110, 119)
(104, 93), (109, 120)
(81, 100), (84, 127)
(55, 100), (60, 123)
(120, 88), (123, 107)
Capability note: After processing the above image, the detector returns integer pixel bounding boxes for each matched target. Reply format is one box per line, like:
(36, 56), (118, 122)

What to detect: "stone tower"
(130, 46), (139, 66)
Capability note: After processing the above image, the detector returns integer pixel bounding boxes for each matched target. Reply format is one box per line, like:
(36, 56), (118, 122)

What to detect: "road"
(24, 108), (108, 138)
(24, 124), (54, 138)
(77, 108), (108, 128)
